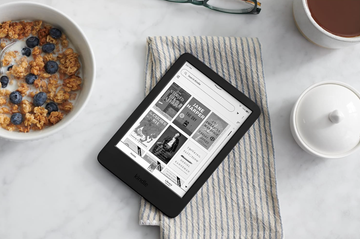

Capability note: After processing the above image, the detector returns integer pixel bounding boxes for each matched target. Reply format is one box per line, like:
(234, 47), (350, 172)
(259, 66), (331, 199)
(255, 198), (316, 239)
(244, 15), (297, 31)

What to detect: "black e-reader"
(98, 53), (260, 218)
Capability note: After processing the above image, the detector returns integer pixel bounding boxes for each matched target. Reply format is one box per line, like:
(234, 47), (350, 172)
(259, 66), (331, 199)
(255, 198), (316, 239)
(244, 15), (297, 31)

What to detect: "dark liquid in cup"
(307, 0), (360, 37)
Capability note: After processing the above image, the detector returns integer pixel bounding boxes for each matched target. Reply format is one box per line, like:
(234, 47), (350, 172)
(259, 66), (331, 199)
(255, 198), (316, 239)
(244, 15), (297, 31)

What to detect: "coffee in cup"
(307, 0), (360, 38)
(293, 0), (360, 48)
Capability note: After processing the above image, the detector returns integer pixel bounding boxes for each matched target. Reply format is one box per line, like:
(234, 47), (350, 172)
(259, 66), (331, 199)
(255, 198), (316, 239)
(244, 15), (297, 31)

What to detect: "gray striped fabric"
(140, 36), (283, 239)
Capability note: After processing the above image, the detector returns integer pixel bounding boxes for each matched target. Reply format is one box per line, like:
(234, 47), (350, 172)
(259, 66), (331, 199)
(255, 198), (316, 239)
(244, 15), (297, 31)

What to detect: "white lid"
(292, 81), (360, 158)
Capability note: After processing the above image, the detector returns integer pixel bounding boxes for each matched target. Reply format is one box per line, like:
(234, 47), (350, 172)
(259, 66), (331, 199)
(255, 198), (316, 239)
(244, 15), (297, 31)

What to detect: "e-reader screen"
(116, 62), (252, 197)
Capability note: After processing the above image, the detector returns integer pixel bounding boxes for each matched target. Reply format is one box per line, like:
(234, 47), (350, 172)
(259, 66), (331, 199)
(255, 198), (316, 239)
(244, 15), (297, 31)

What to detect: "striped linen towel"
(140, 36), (283, 239)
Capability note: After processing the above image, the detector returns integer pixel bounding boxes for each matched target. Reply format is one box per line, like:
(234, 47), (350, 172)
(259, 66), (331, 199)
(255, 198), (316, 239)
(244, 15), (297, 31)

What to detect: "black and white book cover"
(130, 110), (167, 148)
(192, 112), (228, 150)
(154, 83), (191, 120)
(149, 126), (187, 164)
(173, 97), (210, 136)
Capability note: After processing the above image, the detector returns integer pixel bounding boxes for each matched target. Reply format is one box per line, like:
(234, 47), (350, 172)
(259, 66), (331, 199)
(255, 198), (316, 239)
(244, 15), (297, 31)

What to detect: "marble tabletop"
(1, 0), (360, 238)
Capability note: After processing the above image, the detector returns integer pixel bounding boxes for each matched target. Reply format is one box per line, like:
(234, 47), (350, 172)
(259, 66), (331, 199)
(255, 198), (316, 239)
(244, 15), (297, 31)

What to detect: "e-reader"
(98, 53), (260, 218)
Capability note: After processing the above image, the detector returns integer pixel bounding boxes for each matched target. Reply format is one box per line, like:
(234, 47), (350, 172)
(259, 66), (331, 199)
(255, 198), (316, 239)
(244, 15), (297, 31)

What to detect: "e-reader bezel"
(98, 53), (261, 218)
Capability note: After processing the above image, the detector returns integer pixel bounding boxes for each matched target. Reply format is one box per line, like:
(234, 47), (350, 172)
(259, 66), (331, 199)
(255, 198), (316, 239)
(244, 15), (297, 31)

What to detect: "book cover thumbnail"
(123, 138), (145, 157)
(167, 141), (207, 180)
(154, 83), (191, 120)
(162, 168), (185, 187)
(144, 154), (166, 172)
(130, 110), (167, 148)
(149, 125), (187, 164)
(192, 112), (228, 150)
(173, 97), (210, 136)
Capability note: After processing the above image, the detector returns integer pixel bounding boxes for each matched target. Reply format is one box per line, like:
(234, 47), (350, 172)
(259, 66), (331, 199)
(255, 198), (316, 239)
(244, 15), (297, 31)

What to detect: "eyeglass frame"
(165, 0), (261, 14)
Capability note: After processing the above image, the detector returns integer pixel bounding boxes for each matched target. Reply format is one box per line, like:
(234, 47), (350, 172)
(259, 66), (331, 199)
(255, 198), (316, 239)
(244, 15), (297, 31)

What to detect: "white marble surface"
(1, 0), (360, 238)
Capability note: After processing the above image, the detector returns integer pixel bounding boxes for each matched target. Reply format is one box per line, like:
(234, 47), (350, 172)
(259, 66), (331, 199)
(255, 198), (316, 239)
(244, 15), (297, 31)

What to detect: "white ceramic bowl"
(293, 0), (360, 49)
(0, 2), (95, 141)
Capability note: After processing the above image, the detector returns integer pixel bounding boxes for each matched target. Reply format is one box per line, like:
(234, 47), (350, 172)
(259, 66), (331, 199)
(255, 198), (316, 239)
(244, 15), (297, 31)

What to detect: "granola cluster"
(0, 21), (33, 40)
(38, 25), (50, 46)
(20, 100), (33, 114)
(0, 20), (82, 133)
(58, 48), (80, 75)
(63, 75), (82, 92)
(43, 53), (57, 63)
(9, 56), (29, 78)
(2, 51), (16, 66)
(29, 54), (45, 75)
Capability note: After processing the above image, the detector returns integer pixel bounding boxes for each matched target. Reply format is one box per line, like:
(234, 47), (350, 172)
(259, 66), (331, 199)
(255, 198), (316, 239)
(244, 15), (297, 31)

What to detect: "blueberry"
(25, 73), (37, 84)
(49, 28), (62, 39)
(33, 92), (47, 106)
(44, 61), (58, 74)
(7, 65), (13, 71)
(21, 47), (31, 57)
(0, 76), (9, 88)
(10, 113), (23, 125)
(45, 102), (58, 114)
(42, 43), (55, 53)
(26, 37), (39, 48)
(9, 91), (22, 104)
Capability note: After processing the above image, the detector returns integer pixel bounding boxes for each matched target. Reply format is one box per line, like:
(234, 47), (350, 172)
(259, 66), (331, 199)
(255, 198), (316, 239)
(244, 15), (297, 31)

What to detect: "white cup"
(293, 0), (360, 49)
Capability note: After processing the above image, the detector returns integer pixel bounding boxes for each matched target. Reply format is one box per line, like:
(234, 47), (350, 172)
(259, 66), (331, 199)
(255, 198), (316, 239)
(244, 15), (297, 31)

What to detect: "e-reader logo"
(134, 174), (148, 187)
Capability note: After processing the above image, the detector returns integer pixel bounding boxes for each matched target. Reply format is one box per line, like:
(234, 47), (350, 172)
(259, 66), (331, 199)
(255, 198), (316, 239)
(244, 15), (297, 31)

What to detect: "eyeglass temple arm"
(245, 0), (261, 14)
(195, 0), (261, 7)
(246, 0), (261, 7)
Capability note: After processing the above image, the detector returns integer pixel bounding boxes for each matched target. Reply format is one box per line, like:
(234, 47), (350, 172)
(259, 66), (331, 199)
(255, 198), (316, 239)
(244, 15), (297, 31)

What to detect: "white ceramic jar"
(293, 0), (360, 49)
(290, 81), (360, 158)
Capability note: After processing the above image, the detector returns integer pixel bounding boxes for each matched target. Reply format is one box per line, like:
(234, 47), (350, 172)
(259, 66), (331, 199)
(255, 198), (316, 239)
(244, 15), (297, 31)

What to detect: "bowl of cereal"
(0, 2), (95, 141)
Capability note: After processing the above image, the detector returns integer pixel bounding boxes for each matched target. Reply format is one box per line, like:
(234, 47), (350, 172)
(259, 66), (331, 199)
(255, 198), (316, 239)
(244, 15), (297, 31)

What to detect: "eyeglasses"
(165, 0), (261, 14)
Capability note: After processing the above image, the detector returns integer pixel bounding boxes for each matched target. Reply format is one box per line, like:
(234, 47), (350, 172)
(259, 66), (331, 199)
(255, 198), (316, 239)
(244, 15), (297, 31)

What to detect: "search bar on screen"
(181, 70), (235, 112)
